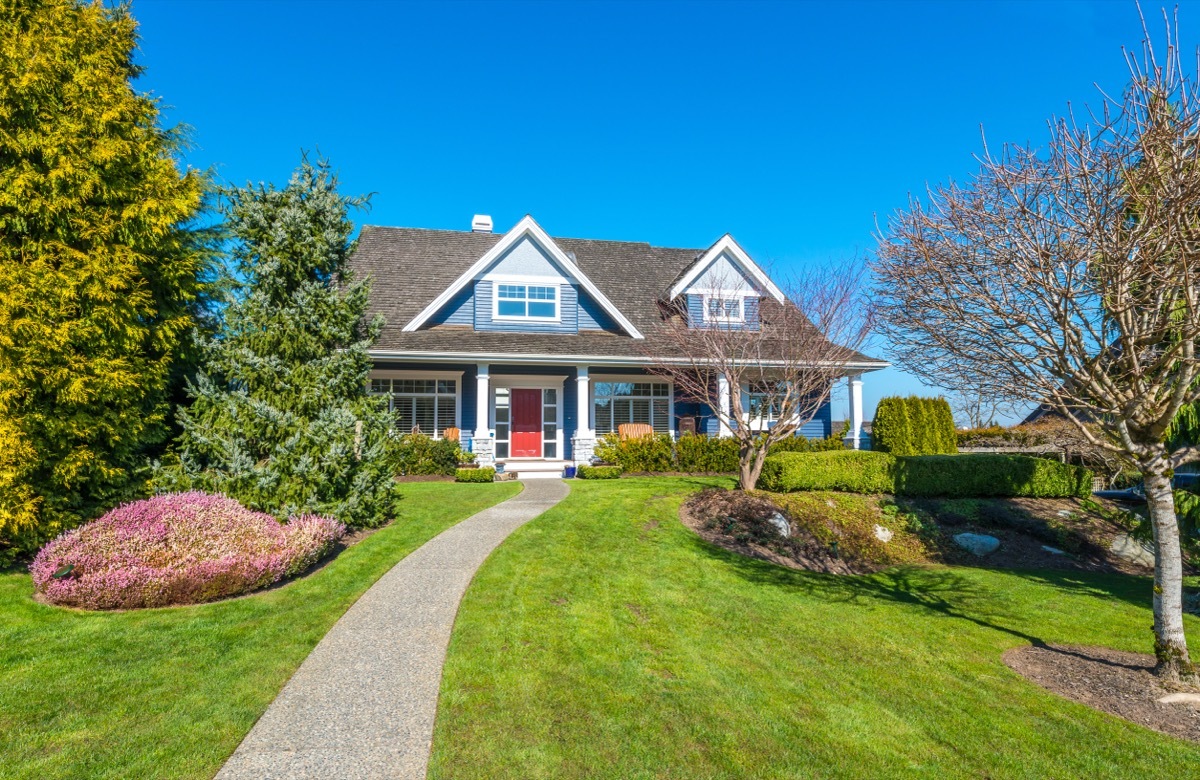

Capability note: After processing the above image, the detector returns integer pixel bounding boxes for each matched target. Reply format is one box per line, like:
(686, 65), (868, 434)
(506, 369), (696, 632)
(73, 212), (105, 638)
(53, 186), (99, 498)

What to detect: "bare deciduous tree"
(873, 14), (1200, 680)
(643, 266), (872, 490)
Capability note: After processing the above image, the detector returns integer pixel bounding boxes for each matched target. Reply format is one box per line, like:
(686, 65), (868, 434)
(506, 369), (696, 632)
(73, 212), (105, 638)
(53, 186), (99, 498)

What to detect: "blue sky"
(130, 0), (1182, 423)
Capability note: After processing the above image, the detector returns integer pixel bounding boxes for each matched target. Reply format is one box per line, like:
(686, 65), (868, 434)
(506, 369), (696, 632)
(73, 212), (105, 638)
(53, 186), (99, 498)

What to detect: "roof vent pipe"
(471, 214), (493, 233)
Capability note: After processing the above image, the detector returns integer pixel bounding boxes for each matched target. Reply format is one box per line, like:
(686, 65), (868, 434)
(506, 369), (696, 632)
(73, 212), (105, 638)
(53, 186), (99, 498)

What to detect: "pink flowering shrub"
(31, 492), (345, 610)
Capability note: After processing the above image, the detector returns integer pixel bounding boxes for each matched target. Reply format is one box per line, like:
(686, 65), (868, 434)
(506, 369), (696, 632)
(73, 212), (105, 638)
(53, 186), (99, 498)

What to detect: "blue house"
(350, 215), (887, 473)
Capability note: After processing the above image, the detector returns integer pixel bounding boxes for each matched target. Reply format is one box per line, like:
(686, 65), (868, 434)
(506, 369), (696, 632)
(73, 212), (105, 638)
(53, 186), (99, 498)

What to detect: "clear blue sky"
(129, 0), (1185, 424)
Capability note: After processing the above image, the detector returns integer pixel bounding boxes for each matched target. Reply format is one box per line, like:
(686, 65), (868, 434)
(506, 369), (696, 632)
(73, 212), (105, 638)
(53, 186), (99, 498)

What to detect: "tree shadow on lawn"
(686, 534), (1160, 656)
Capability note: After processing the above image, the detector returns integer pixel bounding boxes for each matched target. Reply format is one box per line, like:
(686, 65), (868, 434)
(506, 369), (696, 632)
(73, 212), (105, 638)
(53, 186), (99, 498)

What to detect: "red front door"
(511, 389), (543, 457)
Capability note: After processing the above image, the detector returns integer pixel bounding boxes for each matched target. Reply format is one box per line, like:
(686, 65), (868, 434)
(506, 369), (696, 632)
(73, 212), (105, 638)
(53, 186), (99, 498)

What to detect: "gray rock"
(874, 524), (894, 543)
(954, 532), (1000, 557)
(766, 512), (790, 538)
(1111, 533), (1155, 567)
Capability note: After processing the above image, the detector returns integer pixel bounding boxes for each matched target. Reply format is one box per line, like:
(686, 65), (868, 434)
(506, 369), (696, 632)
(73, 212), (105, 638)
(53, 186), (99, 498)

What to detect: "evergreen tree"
(0, 0), (210, 558)
(159, 158), (398, 527)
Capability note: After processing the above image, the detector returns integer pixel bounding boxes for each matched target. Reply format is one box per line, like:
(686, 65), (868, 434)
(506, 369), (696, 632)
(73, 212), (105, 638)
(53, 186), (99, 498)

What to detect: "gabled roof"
(666, 233), (785, 302)
(347, 222), (889, 371)
(401, 216), (643, 339)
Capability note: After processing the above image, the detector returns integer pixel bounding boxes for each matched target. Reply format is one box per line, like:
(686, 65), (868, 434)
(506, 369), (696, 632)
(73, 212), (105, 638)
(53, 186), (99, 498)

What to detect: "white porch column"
(847, 373), (864, 450)
(473, 363), (494, 465)
(572, 366), (596, 465)
(717, 372), (732, 438)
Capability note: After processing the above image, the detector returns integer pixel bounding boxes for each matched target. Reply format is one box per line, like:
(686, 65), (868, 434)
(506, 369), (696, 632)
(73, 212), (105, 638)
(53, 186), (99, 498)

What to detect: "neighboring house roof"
(349, 221), (888, 369)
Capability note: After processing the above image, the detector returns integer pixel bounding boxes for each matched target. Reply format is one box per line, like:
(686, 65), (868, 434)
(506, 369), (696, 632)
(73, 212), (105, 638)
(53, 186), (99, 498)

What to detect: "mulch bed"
(680, 490), (866, 575)
(1004, 644), (1200, 743)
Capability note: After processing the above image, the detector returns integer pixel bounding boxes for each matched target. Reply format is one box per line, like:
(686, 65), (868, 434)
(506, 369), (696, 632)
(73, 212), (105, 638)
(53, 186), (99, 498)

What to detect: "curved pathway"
(217, 479), (570, 780)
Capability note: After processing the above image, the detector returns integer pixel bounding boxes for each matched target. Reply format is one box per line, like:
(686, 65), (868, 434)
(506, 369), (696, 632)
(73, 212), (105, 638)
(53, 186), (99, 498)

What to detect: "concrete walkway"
(217, 479), (570, 780)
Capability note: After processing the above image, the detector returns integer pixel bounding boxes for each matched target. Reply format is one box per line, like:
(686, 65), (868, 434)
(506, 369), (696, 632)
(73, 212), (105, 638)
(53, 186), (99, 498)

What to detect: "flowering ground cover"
(32, 492), (345, 609)
(0, 481), (520, 779)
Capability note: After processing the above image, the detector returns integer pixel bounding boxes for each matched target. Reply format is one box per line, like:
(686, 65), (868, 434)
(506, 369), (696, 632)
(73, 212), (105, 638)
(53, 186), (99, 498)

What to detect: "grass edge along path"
(0, 481), (521, 780)
(431, 477), (1200, 780)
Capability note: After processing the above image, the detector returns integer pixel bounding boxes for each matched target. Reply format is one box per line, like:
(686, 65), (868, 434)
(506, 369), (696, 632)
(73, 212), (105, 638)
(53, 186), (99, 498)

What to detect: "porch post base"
(472, 435), (496, 467)
(572, 436), (596, 466)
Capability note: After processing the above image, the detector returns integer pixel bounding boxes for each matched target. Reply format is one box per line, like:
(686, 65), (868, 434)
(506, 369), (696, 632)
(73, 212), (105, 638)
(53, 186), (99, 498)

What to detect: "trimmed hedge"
(578, 465), (622, 479)
(872, 396), (957, 456)
(455, 467), (496, 483)
(676, 433), (741, 472)
(594, 432), (675, 472)
(761, 451), (895, 494)
(761, 451), (1092, 498)
(593, 431), (844, 474)
(390, 433), (461, 476)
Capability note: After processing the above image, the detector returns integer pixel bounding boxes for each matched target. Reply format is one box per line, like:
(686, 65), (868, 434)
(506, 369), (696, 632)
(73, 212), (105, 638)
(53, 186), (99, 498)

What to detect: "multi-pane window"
(543, 388), (557, 459)
(494, 388), (510, 459)
(496, 283), (557, 319)
(705, 296), (743, 323)
(370, 378), (457, 437)
(593, 381), (671, 435)
(747, 381), (784, 421)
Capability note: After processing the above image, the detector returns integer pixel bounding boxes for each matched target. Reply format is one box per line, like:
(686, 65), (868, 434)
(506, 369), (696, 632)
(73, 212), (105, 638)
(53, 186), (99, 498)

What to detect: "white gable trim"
(402, 216), (644, 339)
(667, 234), (785, 303)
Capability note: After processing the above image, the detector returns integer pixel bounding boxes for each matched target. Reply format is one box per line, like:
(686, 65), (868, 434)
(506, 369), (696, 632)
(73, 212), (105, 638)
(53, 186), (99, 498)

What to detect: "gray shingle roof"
(348, 225), (886, 367)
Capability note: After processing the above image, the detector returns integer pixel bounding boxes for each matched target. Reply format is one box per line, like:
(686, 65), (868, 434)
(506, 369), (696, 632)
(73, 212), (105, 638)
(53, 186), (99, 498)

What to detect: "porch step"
(497, 460), (573, 480)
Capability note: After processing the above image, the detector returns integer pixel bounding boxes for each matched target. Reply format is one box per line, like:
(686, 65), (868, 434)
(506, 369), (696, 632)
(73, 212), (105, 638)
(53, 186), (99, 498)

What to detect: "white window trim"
(368, 369), (463, 437)
(491, 278), (561, 323)
(489, 375), (567, 459)
(702, 293), (746, 324)
(590, 374), (675, 438)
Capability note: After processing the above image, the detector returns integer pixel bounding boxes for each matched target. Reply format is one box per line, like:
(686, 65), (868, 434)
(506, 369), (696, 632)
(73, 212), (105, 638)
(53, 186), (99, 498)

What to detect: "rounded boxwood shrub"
(455, 467), (496, 483)
(31, 492), (345, 610)
(594, 432), (675, 472)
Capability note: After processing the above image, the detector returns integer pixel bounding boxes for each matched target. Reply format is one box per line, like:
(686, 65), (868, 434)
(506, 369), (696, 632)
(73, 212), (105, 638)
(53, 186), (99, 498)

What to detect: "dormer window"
(704, 295), (744, 323)
(496, 283), (558, 320)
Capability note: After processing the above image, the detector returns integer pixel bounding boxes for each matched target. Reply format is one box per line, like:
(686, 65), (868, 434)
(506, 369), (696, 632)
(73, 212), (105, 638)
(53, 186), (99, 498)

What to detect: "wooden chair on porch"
(617, 423), (654, 440)
(442, 427), (460, 442)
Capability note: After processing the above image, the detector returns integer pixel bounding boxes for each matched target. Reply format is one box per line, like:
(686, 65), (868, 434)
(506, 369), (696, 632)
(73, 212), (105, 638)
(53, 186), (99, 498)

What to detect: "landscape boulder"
(953, 532), (1000, 557)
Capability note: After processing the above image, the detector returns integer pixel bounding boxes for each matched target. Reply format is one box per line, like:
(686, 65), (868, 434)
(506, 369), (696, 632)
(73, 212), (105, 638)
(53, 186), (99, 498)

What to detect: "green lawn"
(431, 477), (1200, 779)
(0, 481), (520, 780)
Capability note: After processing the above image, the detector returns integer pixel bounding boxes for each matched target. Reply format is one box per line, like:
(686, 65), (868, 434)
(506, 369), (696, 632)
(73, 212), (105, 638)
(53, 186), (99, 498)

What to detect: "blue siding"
(577, 285), (619, 331)
(428, 285), (475, 327)
(474, 280), (580, 334)
(744, 297), (761, 330)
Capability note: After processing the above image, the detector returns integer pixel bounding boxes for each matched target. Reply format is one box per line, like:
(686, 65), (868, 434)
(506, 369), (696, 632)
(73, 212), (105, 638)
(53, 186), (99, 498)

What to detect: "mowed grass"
(0, 481), (520, 780)
(431, 477), (1200, 779)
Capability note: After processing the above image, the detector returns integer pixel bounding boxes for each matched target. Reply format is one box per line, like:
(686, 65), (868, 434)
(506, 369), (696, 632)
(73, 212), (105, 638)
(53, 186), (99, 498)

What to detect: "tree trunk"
(1141, 450), (1196, 683)
(737, 442), (768, 491)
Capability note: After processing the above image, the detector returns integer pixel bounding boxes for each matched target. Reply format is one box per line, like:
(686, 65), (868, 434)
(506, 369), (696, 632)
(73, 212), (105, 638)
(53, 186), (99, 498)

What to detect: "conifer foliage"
(871, 396), (957, 456)
(159, 159), (398, 528)
(0, 1), (210, 559)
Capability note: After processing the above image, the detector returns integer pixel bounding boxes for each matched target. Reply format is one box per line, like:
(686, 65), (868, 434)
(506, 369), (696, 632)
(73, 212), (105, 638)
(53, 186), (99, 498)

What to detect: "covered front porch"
(368, 360), (869, 467)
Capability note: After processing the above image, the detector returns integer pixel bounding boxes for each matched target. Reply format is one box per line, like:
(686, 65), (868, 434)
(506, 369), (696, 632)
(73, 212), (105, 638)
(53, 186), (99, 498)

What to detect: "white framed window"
(746, 381), (784, 422)
(704, 295), (744, 323)
(495, 283), (558, 320)
(593, 381), (672, 435)
(370, 377), (458, 437)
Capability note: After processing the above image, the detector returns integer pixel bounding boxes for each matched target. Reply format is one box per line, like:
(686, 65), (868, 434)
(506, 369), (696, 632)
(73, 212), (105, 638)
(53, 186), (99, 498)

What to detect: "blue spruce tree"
(161, 158), (397, 527)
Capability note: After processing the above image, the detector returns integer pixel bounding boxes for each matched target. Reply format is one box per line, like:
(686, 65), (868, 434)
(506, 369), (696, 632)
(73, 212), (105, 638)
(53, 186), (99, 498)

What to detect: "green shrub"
(761, 451), (1091, 498)
(769, 432), (847, 454)
(594, 432), (674, 472)
(455, 467), (496, 483)
(577, 465), (622, 479)
(894, 454), (1091, 498)
(872, 396), (956, 456)
(675, 434), (740, 473)
(389, 434), (461, 476)
(761, 451), (896, 493)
